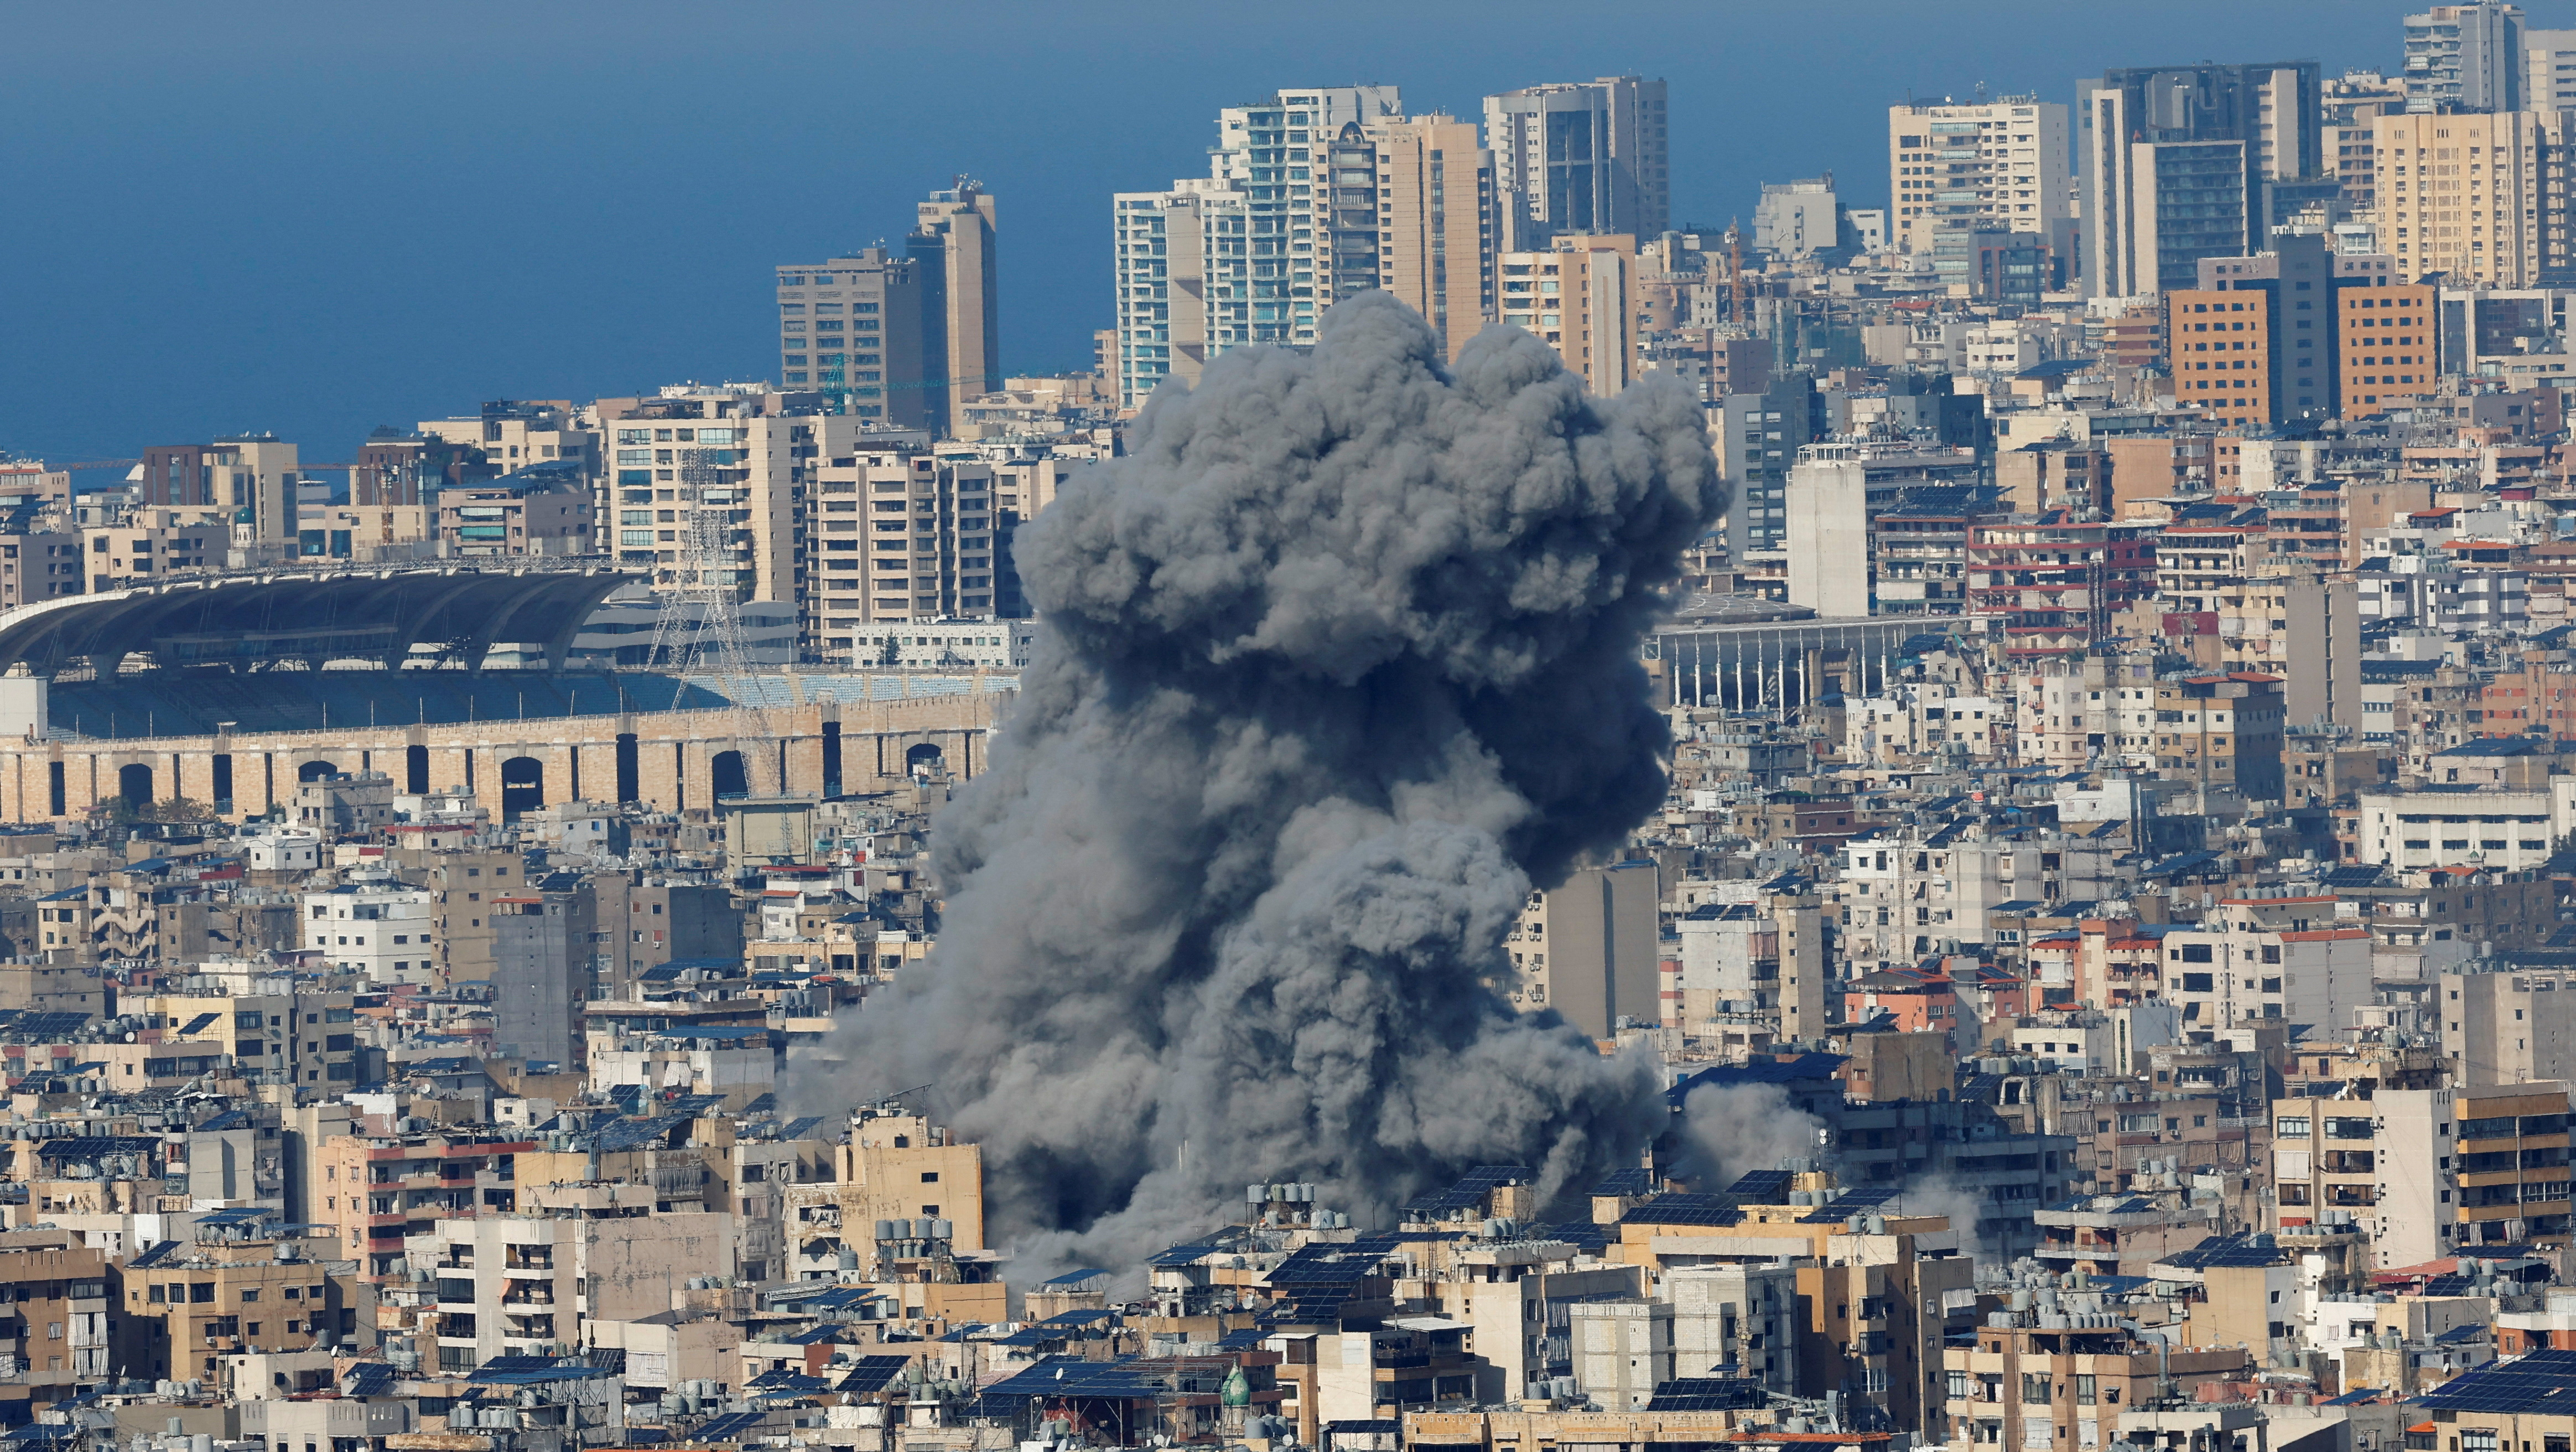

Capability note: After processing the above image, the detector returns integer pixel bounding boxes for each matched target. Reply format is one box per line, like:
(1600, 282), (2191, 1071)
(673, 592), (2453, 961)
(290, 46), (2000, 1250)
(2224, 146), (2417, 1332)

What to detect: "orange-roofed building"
(2027, 919), (2171, 1011)
(2156, 896), (2373, 1032)
(1843, 966), (1960, 1032)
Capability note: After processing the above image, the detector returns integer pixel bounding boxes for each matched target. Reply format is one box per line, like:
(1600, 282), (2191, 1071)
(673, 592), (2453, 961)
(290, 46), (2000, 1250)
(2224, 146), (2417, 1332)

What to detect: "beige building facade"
(2374, 108), (2566, 287)
(1497, 235), (1638, 396)
(1888, 98), (2070, 257)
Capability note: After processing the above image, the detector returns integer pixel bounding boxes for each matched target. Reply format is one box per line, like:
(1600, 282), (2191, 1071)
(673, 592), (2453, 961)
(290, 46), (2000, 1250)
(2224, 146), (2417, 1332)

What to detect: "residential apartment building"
(907, 181), (1001, 438)
(1483, 76), (1668, 248)
(353, 429), (490, 507)
(2374, 107), (2567, 287)
(300, 883), (435, 985)
(2156, 894), (2373, 1033)
(1214, 86), (1405, 348)
(1497, 235), (1637, 396)
(434, 481), (591, 558)
(2326, 70), (2411, 214)
(490, 881), (601, 1069)
(2126, 142), (2255, 297)
(2272, 1082), (2567, 1261)
(2151, 672), (2287, 802)
(803, 445), (1012, 645)
(1964, 514), (2158, 660)
(773, 247), (926, 426)
(2356, 783), (2561, 869)
(2440, 966), (2576, 1086)
(121, 1211), (367, 1381)
(1886, 98), (2070, 257)
(1115, 92), (1495, 406)
(591, 875), (743, 1000)
(412, 1209), (738, 1371)
(1316, 112), (1495, 361)
(414, 401), (599, 522)
(0, 530), (84, 606)
(136, 986), (359, 1091)
(0, 1231), (113, 1409)
(1670, 888), (1826, 1042)
(2079, 62), (2322, 295)
(2405, 2), (2527, 112)
(80, 513), (229, 595)
(1944, 1313), (2250, 1452)
(2529, 26), (2576, 108)
(137, 435), (302, 545)
(2338, 276), (2439, 416)
(1507, 862), (1659, 1039)
(316, 1131), (534, 1279)
(1715, 374), (1818, 559)
(2009, 653), (2169, 768)
(597, 390), (889, 615)
(1112, 180), (1250, 409)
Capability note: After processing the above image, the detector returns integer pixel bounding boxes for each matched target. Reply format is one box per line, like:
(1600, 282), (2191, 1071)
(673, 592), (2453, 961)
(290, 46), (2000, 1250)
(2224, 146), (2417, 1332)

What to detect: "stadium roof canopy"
(0, 562), (638, 675)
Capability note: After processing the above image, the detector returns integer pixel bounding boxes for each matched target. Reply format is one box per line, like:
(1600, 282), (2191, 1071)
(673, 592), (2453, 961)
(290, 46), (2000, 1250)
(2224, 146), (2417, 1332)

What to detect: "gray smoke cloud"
(789, 293), (1718, 1264)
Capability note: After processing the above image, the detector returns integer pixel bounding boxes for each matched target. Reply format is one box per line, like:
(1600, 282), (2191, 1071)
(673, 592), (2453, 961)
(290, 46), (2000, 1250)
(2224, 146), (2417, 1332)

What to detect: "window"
(2022, 1373), (2052, 1404)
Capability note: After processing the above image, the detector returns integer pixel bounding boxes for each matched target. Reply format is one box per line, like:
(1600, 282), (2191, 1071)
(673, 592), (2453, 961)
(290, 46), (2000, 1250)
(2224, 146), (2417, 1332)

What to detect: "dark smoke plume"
(790, 293), (1718, 1262)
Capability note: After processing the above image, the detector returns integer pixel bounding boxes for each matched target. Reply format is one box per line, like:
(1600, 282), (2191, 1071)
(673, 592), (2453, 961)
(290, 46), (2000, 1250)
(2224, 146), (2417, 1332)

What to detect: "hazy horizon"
(0, 0), (2491, 464)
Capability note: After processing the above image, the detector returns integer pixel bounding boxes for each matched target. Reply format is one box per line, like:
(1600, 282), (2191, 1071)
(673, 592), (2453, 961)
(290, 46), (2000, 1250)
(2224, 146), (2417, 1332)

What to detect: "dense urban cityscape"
(19, 7), (2576, 1452)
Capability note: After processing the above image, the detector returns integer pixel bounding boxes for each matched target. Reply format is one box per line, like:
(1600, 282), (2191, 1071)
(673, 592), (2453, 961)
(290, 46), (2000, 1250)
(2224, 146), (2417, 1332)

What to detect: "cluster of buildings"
(33, 7), (2576, 1452)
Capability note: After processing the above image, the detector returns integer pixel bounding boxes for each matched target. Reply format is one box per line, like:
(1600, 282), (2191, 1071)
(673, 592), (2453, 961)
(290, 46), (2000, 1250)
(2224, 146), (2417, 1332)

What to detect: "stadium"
(0, 561), (1007, 823)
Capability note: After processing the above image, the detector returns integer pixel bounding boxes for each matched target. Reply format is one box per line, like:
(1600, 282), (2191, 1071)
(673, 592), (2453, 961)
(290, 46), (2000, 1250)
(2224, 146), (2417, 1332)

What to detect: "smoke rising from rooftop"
(789, 294), (1718, 1261)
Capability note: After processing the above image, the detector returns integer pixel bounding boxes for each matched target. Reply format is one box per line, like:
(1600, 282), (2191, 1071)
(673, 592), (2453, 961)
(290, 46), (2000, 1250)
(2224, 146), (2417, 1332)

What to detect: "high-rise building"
(2374, 108), (2570, 287)
(1314, 113), (1495, 361)
(1483, 76), (1668, 248)
(908, 181), (1000, 438)
(2406, 3), (2526, 112)
(1783, 456), (1869, 618)
(803, 444), (1032, 644)
(1494, 235), (1635, 395)
(1714, 373), (1819, 559)
(1112, 87), (1406, 408)
(2079, 63), (2324, 295)
(490, 879), (600, 1067)
(594, 385), (897, 611)
(1213, 86), (1406, 348)
(1886, 98), (2070, 258)
(775, 248), (927, 428)
(2527, 28), (2576, 107)
(2324, 70), (2411, 220)
(2337, 272), (2438, 417)
(1112, 180), (1248, 410)
(1509, 861), (1659, 1039)
(2164, 233), (2428, 427)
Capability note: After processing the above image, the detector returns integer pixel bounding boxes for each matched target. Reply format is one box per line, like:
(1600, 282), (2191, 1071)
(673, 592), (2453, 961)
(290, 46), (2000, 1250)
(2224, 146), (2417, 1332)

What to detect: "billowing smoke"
(789, 294), (1717, 1264)
(1675, 1082), (1827, 1190)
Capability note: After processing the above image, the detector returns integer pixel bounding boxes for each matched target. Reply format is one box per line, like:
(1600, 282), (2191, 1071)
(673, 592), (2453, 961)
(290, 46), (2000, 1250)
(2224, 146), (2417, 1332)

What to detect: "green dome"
(1221, 1367), (1251, 1408)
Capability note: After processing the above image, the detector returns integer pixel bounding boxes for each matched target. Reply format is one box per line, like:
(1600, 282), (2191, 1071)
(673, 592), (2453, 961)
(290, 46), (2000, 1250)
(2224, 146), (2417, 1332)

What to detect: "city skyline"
(2, 0), (2432, 463)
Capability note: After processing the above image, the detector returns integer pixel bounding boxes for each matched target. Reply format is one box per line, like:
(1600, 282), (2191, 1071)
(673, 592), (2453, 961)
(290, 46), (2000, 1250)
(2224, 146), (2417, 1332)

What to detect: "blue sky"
(0, 1), (2471, 464)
